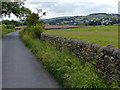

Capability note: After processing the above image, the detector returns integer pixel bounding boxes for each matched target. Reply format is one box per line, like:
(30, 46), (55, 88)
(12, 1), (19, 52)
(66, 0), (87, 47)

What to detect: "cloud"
(119, 2), (120, 14)
(24, 0), (118, 19)
(3, 0), (119, 20)
(84, 4), (118, 14)
(49, 2), (77, 13)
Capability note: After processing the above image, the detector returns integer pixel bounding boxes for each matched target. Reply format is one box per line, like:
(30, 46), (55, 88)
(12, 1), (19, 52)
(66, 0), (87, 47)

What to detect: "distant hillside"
(44, 13), (120, 26)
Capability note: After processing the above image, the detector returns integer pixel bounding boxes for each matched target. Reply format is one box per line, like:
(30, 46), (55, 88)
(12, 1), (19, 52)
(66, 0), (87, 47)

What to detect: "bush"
(30, 23), (45, 39)
(23, 23), (45, 39)
(2, 24), (15, 35)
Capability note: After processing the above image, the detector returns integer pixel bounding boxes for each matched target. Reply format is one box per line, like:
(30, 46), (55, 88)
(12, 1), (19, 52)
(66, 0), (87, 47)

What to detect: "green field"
(45, 25), (118, 47)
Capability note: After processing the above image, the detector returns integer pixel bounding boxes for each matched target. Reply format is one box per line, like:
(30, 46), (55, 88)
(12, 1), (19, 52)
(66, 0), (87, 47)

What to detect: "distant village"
(44, 13), (119, 26)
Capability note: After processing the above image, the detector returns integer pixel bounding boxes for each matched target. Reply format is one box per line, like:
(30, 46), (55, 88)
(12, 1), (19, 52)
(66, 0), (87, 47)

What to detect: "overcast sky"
(3, 0), (119, 20)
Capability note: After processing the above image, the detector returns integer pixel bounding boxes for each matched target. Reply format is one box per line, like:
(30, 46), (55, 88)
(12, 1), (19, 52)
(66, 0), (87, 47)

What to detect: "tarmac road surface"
(2, 31), (61, 88)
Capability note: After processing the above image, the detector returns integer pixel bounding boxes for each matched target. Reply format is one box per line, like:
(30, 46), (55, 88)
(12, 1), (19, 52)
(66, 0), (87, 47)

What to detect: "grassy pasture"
(45, 25), (118, 47)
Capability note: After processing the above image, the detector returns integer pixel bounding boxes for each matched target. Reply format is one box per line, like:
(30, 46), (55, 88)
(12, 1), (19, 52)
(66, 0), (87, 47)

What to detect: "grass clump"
(20, 30), (120, 88)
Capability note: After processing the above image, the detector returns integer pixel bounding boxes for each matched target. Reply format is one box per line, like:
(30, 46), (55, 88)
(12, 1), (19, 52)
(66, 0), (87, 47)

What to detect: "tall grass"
(20, 30), (119, 88)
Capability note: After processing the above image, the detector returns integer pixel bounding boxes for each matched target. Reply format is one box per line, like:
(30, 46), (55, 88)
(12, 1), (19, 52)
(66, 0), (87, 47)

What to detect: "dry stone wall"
(41, 33), (120, 84)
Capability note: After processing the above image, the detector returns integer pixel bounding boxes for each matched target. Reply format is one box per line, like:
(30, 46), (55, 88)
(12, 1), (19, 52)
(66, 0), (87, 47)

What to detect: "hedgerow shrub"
(30, 23), (45, 39)
(2, 24), (15, 35)
(25, 13), (45, 39)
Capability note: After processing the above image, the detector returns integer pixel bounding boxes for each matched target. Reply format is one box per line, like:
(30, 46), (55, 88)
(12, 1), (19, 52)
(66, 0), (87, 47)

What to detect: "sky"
(2, 0), (119, 20)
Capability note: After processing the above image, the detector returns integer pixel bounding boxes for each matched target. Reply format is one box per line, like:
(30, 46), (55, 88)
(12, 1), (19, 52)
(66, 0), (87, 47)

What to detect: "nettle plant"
(25, 8), (47, 39)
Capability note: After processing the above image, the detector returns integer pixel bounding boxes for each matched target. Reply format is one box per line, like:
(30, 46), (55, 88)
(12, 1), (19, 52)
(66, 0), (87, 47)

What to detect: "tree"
(2, 20), (11, 25)
(25, 12), (45, 39)
(26, 13), (39, 27)
(25, 8), (48, 39)
(1, 1), (31, 19)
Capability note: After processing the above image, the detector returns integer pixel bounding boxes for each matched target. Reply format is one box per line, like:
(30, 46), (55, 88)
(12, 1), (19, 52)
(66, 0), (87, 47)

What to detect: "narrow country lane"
(2, 31), (61, 88)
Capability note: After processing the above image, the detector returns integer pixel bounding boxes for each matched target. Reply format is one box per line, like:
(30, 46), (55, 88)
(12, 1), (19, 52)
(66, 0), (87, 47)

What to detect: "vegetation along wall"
(41, 33), (120, 85)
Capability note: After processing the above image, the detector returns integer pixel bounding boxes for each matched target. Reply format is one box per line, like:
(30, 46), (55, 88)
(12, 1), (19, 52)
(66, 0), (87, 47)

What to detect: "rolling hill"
(44, 13), (120, 26)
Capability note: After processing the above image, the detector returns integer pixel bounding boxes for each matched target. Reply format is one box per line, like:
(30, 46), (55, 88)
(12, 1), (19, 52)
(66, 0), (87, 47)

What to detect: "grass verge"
(20, 30), (119, 88)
